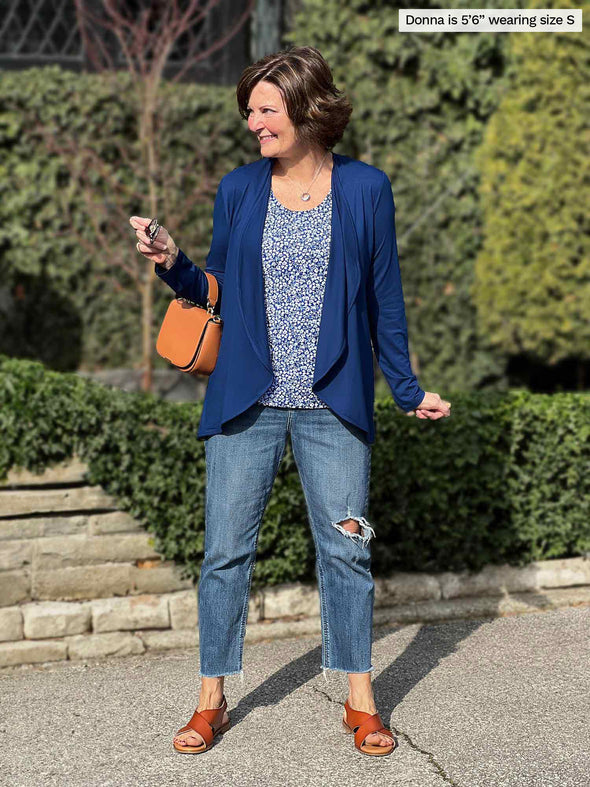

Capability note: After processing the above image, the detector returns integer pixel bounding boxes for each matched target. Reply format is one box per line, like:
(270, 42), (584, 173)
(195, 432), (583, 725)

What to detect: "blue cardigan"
(155, 152), (425, 444)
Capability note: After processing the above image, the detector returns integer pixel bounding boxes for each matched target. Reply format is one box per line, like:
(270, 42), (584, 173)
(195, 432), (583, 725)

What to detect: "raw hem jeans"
(198, 403), (376, 684)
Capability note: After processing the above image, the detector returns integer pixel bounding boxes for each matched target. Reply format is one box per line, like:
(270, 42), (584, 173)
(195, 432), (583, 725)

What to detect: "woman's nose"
(248, 114), (264, 132)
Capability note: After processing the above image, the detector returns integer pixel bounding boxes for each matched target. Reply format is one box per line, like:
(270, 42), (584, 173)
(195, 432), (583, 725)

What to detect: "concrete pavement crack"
(310, 685), (336, 705)
(309, 684), (459, 786)
(388, 724), (459, 786)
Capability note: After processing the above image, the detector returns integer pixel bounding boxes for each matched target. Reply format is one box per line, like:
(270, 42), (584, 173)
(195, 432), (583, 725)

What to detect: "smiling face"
(246, 80), (302, 159)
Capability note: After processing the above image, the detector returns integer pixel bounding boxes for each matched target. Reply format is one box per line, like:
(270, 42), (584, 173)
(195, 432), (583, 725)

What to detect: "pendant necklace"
(280, 150), (330, 202)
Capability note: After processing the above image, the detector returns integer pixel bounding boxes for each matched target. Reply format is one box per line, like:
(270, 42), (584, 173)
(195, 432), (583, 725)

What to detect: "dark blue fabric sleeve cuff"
(153, 248), (208, 306)
(403, 387), (426, 412)
(154, 248), (183, 283)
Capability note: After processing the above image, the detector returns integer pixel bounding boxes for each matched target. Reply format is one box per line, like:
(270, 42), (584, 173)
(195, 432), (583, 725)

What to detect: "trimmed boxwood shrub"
(1, 355), (589, 587)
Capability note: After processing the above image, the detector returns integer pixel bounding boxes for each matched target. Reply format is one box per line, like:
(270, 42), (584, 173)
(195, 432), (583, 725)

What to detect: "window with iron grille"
(0, 0), (254, 85)
(0, 0), (84, 65)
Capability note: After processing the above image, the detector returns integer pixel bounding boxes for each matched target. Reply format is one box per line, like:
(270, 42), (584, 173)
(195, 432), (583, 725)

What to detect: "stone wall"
(2, 457), (590, 669)
(0, 457), (208, 667)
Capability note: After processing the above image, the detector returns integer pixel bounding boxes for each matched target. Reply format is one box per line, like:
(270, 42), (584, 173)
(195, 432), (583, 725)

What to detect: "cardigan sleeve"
(154, 177), (229, 315)
(367, 172), (425, 412)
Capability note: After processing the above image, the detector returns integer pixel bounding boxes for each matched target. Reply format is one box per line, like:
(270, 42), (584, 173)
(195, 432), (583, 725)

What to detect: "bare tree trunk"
(71, 0), (256, 391)
(139, 78), (159, 393)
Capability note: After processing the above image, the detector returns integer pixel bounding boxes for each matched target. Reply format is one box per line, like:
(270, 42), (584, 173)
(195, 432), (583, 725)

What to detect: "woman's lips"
(260, 135), (277, 144)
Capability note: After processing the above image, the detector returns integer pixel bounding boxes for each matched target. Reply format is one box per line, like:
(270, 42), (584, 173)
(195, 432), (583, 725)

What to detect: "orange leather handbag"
(156, 272), (222, 377)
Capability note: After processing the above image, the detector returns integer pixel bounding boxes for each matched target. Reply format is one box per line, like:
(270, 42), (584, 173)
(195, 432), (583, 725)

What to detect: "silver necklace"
(279, 150), (330, 201)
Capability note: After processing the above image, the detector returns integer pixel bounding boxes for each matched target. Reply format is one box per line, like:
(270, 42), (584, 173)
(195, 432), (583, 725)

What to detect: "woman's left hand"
(129, 216), (178, 267)
(407, 392), (451, 420)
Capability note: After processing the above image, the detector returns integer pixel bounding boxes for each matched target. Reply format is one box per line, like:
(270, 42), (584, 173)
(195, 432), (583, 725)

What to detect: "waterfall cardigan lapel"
(155, 152), (425, 444)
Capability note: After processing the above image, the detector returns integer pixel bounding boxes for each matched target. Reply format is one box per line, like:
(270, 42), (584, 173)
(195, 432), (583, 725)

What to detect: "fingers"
(129, 216), (151, 230)
(428, 394), (451, 416)
(129, 216), (164, 241)
(129, 216), (168, 252)
(137, 229), (167, 250)
(136, 241), (160, 255)
(412, 408), (448, 420)
(135, 241), (167, 264)
(415, 392), (452, 419)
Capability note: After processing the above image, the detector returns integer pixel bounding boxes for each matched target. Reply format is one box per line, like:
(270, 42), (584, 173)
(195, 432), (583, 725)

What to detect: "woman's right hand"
(129, 216), (178, 269)
(407, 391), (451, 420)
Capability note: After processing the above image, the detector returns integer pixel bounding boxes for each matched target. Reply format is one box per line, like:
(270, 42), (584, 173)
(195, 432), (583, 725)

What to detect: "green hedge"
(288, 0), (521, 395)
(1, 49), (508, 390)
(0, 66), (255, 371)
(1, 355), (589, 587)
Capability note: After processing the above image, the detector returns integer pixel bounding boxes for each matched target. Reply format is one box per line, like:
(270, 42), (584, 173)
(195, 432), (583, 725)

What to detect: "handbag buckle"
(176, 296), (217, 317)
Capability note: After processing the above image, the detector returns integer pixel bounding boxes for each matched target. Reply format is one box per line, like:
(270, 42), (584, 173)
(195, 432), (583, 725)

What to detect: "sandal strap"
(344, 702), (394, 751)
(177, 694), (227, 748)
(352, 713), (390, 750)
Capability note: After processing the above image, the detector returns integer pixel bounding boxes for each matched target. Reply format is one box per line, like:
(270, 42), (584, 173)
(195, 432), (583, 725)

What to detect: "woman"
(130, 45), (450, 758)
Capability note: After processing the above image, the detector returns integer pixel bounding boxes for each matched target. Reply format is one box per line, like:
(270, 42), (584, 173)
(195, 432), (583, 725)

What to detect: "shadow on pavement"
(224, 588), (568, 729)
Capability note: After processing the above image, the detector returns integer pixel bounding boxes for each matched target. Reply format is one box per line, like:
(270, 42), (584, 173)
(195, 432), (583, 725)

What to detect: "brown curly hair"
(236, 45), (353, 151)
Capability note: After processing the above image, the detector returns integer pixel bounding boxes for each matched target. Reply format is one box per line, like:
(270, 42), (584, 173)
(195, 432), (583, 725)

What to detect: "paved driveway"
(1, 605), (589, 786)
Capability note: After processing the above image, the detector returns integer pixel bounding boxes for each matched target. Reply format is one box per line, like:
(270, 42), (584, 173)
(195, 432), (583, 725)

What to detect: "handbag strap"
(204, 272), (219, 309)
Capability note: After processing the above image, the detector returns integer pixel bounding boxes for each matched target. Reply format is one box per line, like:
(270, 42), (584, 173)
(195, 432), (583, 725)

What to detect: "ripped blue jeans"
(199, 402), (375, 683)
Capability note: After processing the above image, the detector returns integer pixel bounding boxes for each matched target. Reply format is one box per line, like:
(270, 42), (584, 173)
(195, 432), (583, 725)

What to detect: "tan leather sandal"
(173, 694), (230, 754)
(342, 699), (397, 756)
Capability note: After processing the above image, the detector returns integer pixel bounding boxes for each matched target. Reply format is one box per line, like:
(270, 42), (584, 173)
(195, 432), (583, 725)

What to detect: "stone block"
(0, 638), (67, 667)
(1, 486), (118, 517)
(0, 539), (33, 571)
(129, 564), (193, 594)
(375, 572), (441, 606)
(245, 616), (321, 644)
(533, 557), (590, 589)
(92, 595), (169, 633)
(248, 591), (262, 623)
(491, 564), (540, 594)
(0, 519), (45, 540)
(540, 585), (590, 607)
(1, 456), (88, 487)
(0, 607), (23, 641)
(261, 583), (319, 620)
(88, 512), (143, 535)
(43, 515), (90, 537)
(439, 564), (538, 599)
(23, 601), (91, 639)
(66, 632), (145, 660)
(370, 587), (590, 629)
(32, 534), (161, 571)
(0, 515), (90, 539)
(0, 570), (31, 606)
(169, 590), (198, 630)
(140, 629), (198, 651)
(32, 565), (132, 601)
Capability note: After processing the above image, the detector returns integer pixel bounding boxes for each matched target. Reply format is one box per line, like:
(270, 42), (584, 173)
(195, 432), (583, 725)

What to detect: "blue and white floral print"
(256, 187), (332, 408)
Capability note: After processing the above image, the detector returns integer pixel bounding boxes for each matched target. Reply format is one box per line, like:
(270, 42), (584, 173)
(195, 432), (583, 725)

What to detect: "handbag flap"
(156, 299), (212, 367)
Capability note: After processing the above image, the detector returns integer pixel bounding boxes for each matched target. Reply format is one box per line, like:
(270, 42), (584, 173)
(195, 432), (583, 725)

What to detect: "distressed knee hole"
(331, 514), (376, 548)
